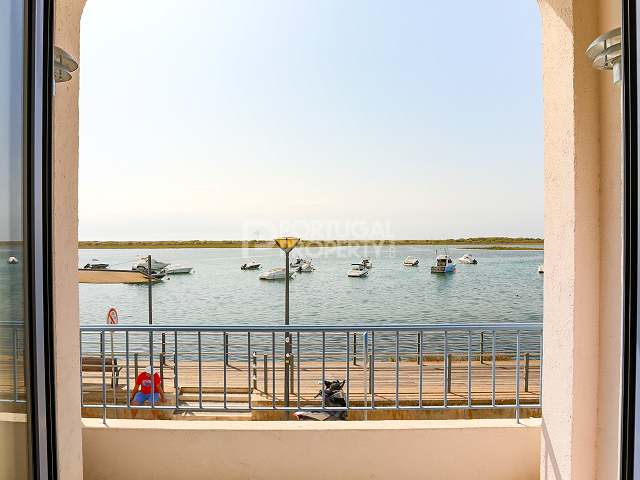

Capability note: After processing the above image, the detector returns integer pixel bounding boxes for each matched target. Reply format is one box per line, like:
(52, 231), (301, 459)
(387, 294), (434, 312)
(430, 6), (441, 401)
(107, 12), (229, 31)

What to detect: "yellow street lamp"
(274, 236), (300, 413)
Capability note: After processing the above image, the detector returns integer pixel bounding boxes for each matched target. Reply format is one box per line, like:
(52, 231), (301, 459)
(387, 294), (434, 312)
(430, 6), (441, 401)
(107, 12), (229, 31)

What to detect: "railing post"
(224, 333), (229, 366)
(252, 351), (257, 391)
(353, 333), (357, 365)
(263, 354), (268, 395)
(161, 333), (166, 365)
(417, 332), (421, 364)
(524, 352), (530, 393)
(174, 352), (179, 400)
(447, 353), (453, 393)
(480, 332), (484, 364)
(368, 353), (373, 394)
(290, 354), (295, 394)
(159, 353), (165, 388)
(134, 353), (139, 379)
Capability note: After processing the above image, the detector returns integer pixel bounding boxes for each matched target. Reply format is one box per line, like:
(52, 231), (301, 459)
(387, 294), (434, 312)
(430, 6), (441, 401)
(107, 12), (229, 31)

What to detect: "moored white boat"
(347, 263), (369, 277)
(403, 256), (419, 266)
(259, 268), (295, 280)
(6, 256), (19, 265)
(457, 254), (478, 265)
(83, 258), (109, 269)
(132, 257), (169, 272)
(430, 251), (456, 273)
(538, 264), (544, 274)
(163, 264), (193, 274)
(241, 261), (261, 270)
(299, 261), (315, 272)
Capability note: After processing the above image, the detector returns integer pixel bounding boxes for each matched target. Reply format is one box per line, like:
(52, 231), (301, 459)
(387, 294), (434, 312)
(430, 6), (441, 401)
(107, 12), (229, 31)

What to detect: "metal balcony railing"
(79, 323), (543, 421)
(0, 322), (26, 406)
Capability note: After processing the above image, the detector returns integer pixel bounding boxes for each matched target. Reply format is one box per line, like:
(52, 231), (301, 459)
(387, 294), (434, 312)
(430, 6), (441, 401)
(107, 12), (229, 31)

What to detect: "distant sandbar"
(79, 237), (543, 250)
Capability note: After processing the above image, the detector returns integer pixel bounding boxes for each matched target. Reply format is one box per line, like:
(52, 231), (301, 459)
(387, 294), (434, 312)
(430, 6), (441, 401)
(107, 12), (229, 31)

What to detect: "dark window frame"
(22, 0), (57, 477)
(622, 0), (638, 477)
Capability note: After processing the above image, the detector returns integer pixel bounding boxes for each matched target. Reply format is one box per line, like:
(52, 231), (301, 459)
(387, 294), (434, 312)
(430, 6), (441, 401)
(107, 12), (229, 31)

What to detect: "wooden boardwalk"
(81, 355), (541, 420)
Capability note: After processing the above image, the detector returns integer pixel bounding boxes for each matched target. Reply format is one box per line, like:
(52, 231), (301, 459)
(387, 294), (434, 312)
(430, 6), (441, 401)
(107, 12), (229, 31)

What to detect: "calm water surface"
(78, 246), (543, 327)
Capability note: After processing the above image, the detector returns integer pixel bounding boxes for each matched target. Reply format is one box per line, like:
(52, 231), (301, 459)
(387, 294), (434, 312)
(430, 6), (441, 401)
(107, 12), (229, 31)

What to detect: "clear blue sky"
(79, 0), (543, 241)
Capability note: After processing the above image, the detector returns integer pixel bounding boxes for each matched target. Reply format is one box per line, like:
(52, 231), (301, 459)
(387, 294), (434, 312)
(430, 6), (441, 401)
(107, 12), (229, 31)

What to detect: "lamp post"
(274, 236), (300, 413)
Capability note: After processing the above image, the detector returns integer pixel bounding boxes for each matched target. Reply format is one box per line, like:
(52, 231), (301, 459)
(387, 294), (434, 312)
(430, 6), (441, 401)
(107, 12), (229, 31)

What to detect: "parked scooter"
(293, 380), (347, 421)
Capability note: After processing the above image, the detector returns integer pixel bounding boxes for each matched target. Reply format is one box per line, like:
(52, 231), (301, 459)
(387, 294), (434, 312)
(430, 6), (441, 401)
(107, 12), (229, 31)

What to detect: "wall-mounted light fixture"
(54, 46), (78, 83)
(586, 28), (622, 85)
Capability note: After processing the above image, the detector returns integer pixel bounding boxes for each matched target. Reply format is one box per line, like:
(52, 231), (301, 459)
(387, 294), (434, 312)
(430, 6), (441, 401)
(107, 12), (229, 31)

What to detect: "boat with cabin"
(430, 251), (456, 273)
(348, 263), (369, 277)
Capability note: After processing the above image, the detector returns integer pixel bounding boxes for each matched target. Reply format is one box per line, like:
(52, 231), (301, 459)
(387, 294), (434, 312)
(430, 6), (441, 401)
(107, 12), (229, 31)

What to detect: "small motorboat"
(241, 261), (261, 270)
(348, 263), (369, 278)
(291, 257), (314, 272)
(259, 268), (295, 280)
(290, 257), (315, 272)
(538, 264), (544, 274)
(361, 258), (373, 269)
(132, 257), (169, 272)
(458, 254), (478, 265)
(299, 261), (315, 272)
(83, 259), (109, 270)
(403, 256), (419, 266)
(430, 251), (456, 274)
(163, 264), (193, 274)
(290, 257), (305, 268)
(6, 256), (19, 265)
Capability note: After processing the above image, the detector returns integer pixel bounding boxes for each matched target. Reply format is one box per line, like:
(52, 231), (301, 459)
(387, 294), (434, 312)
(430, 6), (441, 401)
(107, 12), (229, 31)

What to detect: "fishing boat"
(241, 261), (261, 270)
(259, 268), (295, 280)
(430, 252), (456, 274)
(457, 254), (478, 265)
(6, 256), (18, 265)
(347, 263), (369, 278)
(83, 258), (109, 269)
(538, 264), (544, 274)
(163, 264), (193, 274)
(403, 256), (419, 266)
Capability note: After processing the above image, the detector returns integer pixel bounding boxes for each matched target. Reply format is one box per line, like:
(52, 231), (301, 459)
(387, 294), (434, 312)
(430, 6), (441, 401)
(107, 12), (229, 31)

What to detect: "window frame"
(22, 0), (57, 477)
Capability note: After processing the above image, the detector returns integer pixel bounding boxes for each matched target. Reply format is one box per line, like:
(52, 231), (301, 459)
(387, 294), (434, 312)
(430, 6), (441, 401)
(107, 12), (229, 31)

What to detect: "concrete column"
(53, 1), (87, 478)
(539, 0), (601, 478)
(595, 0), (623, 477)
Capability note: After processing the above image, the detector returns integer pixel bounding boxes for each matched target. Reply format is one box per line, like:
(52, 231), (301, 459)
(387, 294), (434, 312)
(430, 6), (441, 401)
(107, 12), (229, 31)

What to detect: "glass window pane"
(0, 0), (28, 477)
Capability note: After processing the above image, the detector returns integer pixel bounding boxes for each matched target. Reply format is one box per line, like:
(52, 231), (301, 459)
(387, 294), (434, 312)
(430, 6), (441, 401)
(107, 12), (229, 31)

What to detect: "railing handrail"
(79, 322), (542, 333)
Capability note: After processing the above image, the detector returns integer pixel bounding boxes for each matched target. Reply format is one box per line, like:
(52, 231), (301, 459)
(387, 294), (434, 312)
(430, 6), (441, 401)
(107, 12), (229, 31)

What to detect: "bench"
(82, 356), (123, 389)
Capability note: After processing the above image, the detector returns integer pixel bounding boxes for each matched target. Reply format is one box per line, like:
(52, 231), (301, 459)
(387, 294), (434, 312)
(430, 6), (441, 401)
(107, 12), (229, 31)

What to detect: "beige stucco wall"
(53, 0), (87, 478)
(539, 0), (622, 479)
(595, 2), (623, 479)
(82, 418), (541, 480)
(0, 414), (27, 480)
